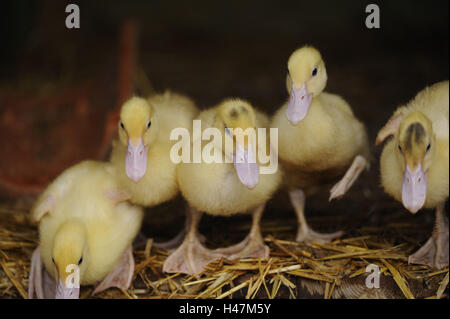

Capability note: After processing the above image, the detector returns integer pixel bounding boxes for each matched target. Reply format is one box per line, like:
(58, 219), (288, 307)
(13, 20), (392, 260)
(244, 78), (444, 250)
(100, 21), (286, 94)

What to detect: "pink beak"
(233, 142), (259, 189)
(125, 137), (148, 182)
(402, 163), (427, 214)
(55, 278), (80, 299)
(286, 83), (313, 125)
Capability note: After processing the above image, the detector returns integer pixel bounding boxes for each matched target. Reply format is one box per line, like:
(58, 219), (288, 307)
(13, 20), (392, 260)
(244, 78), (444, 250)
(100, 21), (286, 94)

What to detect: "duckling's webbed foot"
(163, 207), (223, 275)
(296, 227), (344, 244)
(329, 155), (368, 201)
(214, 204), (269, 260)
(28, 247), (57, 299)
(408, 237), (439, 268)
(148, 229), (207, 252)
(153, 207), (207, 252)
(290, 189), (344, 244)
(163, 232), (223, 275)
(214, 235), (269, 260)
(92, 246), (134, 295)
(409, 204), (449, 269)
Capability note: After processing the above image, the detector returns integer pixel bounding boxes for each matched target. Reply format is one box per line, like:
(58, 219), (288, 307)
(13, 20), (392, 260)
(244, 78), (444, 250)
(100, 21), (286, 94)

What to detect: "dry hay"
(0, 201), (448, 299)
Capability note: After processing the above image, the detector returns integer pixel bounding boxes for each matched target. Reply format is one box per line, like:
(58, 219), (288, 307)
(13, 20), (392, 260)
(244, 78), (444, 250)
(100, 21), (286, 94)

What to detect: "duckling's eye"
(398, 144), (402, 152)
(146, 121), (151, 129)
(51, 257), (55, 264)
(78, 257), (83, 265)
(426, 143), (431, 152)
(312, 67), (318, 77)
(120, 121), (125, 130)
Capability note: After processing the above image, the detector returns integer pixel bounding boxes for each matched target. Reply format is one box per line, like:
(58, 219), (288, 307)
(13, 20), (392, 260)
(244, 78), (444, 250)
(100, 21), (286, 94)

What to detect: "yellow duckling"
(110, 92), (198, 248)
(271, 46), (370, 243)
(28, 161), (143, 298)
(163, 98), (282, 274)
(111, 92), (198, 205)
(377, 80), (449, 269)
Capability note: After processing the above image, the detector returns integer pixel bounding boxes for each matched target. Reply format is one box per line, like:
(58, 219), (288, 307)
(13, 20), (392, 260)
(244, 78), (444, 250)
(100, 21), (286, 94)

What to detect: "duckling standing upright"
(28, 161), (143, 299)
(110, 92), (198, 248)
(377, 80), (449, 269)
(271, 46), (370, 243)
(164, 99), (282, 274)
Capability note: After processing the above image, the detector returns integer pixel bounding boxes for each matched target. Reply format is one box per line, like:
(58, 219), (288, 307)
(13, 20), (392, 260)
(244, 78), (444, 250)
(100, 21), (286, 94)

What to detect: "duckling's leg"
(28, 247), (57, 299)
(163, 207), (223, 275)
(329, 155), (369, 201)
(290, 189), (344, 243)
(92, 246), (134, 295)
(408, 203), (449, 269)
(153, 228), (187, 251)
(213, 204), (269, 260)
(153, 206), (206, 251)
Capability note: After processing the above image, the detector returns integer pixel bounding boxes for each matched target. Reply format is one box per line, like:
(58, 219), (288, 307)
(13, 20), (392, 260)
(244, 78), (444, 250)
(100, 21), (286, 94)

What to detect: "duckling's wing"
(30, 193), (55, 223)
(376, 107), (408, 146)
(31, 161), (97, 223)
(28, 247), (56, 299)
(91, 246), (134, 295)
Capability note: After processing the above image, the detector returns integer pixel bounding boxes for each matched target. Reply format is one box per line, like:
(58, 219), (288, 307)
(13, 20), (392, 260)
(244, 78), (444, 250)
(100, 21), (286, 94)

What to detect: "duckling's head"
(214, 99), (259, 189)
(118, 97), (159, 182)
(286, 46), (327, 125)
(396, 111), (435, 213)
(51, 219), (89, 298)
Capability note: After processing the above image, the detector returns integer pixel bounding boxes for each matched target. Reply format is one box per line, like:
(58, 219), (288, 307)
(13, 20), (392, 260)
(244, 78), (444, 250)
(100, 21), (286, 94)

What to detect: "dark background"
(0, 0), (448, 243)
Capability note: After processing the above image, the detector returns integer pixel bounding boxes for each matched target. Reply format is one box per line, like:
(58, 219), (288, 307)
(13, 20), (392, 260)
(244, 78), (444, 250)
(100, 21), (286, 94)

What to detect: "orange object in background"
(0, 20), (137, 198)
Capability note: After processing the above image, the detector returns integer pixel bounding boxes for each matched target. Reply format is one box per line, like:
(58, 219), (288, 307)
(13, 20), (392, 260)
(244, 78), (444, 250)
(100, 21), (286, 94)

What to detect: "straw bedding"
(0, 199), (447, 299)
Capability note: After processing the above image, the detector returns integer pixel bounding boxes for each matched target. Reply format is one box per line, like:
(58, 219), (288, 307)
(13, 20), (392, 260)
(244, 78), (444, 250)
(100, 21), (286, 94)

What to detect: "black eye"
(398, 144), (402, 152)
(312, 67), (318, 77)
(426, 144), (431, 152)
(147, 121), (151, 129)
(120, 121), (125, 130)
(78, 257), (83, 265)
(52, 257), (55, 264)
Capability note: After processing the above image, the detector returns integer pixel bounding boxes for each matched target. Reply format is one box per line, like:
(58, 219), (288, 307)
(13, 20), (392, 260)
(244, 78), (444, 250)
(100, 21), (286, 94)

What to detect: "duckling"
(271, 46), (370, 243)
(163, 99), (282, 274)
(28, 161), (143, 298)
(110, 92), (198, 249)
(377, 80), (449, 269)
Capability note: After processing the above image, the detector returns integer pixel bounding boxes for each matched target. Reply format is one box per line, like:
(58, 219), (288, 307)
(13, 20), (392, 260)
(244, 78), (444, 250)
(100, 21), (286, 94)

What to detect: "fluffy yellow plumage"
(271, 45), (370, 243)
(177, 99), (281, 215)
(29, 161), (143, 298)
(378, 80), (448, 269)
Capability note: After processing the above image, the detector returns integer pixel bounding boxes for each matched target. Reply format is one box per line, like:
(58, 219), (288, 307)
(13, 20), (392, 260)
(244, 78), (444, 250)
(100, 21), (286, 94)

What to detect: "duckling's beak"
(233, 141), (259, 189)
(55, 278), (80, 299)
(126, 137), (148, 182)
(402, 163), (427, 214)
(286, 83), (312, 125)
